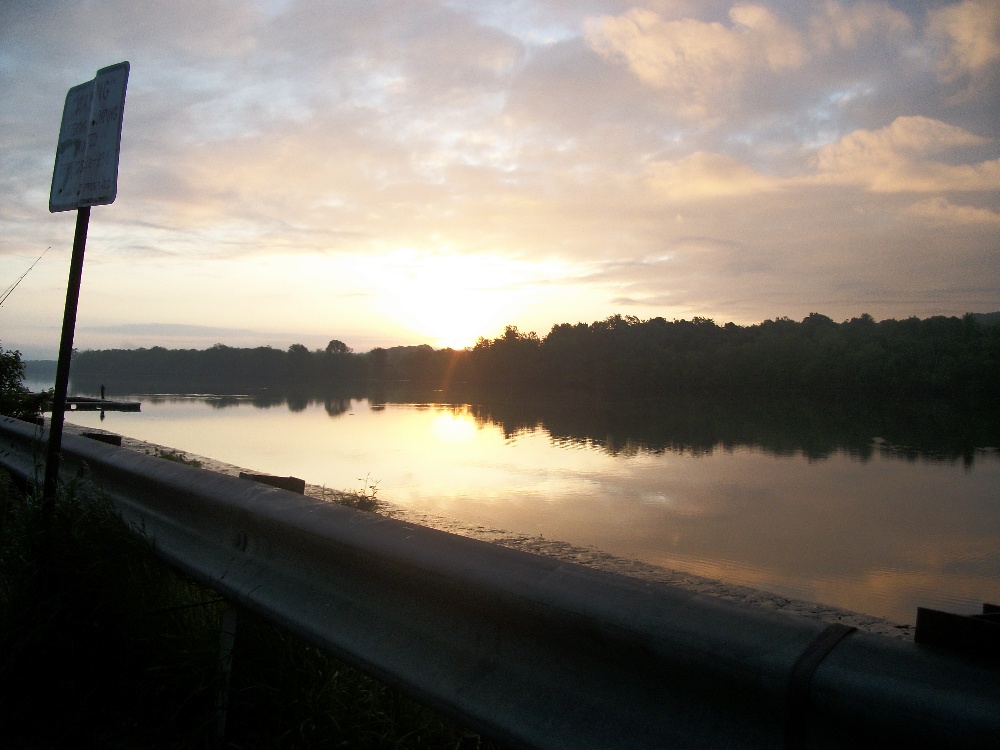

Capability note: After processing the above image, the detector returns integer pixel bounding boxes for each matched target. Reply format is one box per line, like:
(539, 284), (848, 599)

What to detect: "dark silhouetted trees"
(1, 342), (49, 419)
(458, 313), (1000, 399)
(65, 313), (1000, 400)
(325, 340), (351, 355)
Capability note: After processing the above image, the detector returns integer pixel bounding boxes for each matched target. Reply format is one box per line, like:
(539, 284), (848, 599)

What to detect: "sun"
(372, 248), (531, 349)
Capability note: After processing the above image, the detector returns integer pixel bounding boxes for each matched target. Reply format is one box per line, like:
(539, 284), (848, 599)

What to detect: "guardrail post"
(213, 601), (239, 748)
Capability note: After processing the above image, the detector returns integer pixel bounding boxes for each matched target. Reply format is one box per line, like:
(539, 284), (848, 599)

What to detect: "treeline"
(67, 340), (454, 391)
(66, 313), (1000, 400)
(465, 313), (1000, 399)
(71, 340), (370, 389)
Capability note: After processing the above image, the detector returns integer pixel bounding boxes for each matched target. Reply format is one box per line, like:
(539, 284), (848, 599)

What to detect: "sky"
(1, 0), (998, 359)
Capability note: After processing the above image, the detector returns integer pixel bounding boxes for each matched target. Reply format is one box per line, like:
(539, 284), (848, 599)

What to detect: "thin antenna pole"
(0, 247), (50, 307)
(42, 206), (90, 508)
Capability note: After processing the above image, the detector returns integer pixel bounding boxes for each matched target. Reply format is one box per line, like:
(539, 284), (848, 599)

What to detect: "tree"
(0, 343), (48, 420)
(0, 344), (24, 397)
(325, 340), (352, 355)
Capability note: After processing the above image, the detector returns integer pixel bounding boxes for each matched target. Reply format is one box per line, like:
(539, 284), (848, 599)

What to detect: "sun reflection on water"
(431, 410), (478, 443)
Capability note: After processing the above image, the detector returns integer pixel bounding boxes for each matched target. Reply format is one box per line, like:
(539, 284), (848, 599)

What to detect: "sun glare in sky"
(360, 248), (577, 349)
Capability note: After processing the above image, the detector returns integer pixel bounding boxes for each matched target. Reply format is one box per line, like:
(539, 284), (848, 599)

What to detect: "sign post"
(43, 61), (129, 506)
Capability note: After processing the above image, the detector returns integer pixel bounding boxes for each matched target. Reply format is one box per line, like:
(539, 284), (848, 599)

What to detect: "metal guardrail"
(2, 416), (998, 748)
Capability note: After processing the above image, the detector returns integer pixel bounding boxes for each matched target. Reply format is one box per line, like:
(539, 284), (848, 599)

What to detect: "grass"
(0, 470), (497, 749)
(151, 446), (204, 468)
(321, 473), (382, 512)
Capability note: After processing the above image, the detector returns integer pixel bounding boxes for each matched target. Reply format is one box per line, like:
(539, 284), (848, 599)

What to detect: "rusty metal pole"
(42, 205), (91, 508)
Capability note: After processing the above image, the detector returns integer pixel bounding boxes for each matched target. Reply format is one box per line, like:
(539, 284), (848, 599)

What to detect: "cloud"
(585, 5), (807, 118)
(640, 115), (1000, 203)
(902, 197), (1000, 226)
(813, 116), (1000, 192)
(808, 0), (911, 53)
(584, 2), (913, 121)
(927, 0), (1000, 84)
(644, 151), (781, 199)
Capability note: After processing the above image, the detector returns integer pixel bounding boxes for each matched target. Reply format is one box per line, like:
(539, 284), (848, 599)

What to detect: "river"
(40, 379), (1000, 626)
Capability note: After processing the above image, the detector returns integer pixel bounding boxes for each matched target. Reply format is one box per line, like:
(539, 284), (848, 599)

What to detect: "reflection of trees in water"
(71, 376), (999, 467)
(287, 392), (309, 412)
(73, 377), (365, 417)
(208, 397), (245, 409)
(468, 393), (1000, 468)
(324, 398), (351, 417)
(178, 387), (1000, 467)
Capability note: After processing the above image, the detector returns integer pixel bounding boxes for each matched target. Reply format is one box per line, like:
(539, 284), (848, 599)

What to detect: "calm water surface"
(56, 387), (1000, 625)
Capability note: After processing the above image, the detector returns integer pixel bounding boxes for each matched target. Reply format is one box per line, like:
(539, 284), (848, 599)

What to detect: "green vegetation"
(323, 473), (382, 512)
(0, 473), (494, 748)
(151, 446), (204, 468)
(66, 313), (1000, 400)
(0, 342), (49, 420)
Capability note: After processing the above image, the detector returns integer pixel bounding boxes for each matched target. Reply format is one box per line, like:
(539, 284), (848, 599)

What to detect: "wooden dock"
(62, 397), (141, 412)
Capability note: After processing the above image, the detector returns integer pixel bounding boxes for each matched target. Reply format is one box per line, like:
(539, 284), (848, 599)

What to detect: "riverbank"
(67, 423), (914, 640)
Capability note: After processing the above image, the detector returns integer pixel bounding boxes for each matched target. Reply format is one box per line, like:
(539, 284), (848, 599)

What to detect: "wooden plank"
(915, 606), (1000, 664)
(238, 472), (306, 494)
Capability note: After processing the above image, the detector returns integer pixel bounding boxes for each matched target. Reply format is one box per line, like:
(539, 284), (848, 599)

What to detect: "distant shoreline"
(64, 422), (915, 641)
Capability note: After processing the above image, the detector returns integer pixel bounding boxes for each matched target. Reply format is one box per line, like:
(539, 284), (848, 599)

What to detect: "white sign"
(49, 61), (130, 213)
